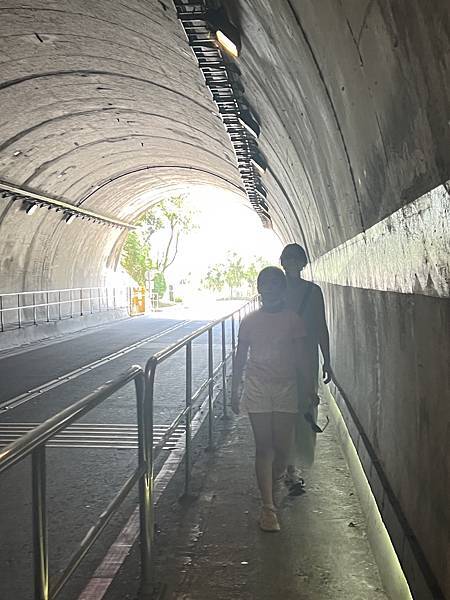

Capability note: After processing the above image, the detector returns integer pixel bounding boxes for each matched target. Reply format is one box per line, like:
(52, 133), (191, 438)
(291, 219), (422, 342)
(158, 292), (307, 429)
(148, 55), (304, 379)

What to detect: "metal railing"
(0, 297), (258, 599)
(0, 365), (148, 600)
(0, 286), (131, 332)
(141, 296), (257, 592)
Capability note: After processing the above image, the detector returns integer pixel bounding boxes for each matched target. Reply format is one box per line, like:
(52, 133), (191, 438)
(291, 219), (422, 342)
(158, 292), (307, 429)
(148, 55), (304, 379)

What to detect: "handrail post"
(58, 291), (62, 321)
(221, 321), (227, 418)
(231, 314), (236, 364)
(185, 341), (192, 496)
(46, 292), (50, 323)
(208, 327), (214, 449)
(0, 295), (4, 332)
(33, 292), (37, 325)
(32, 446), (48, 600)
(137, 370), (153, 596)
(79, 289), (82, 317)
(17, 293), (21, 328)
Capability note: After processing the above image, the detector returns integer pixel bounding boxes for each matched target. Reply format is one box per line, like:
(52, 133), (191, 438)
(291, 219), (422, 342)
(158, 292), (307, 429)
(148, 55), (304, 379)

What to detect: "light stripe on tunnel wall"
(305, 183), (449, 298)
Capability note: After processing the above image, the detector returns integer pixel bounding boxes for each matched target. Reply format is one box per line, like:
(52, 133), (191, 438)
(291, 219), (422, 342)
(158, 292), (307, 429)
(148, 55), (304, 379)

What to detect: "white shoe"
(259, 506), (280, 532)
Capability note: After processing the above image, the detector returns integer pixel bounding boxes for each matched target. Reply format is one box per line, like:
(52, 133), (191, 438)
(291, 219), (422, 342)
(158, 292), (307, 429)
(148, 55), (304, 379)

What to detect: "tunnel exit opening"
(115, 184), (283, 316)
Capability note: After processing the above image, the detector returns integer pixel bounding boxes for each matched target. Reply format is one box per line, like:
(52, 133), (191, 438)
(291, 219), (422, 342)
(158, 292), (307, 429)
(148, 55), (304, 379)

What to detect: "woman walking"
(231, 266), (314, 532)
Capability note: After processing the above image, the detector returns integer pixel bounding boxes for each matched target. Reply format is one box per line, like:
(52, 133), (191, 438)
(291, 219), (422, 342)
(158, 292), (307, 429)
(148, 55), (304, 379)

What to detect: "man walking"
(280, 243), (332, 488)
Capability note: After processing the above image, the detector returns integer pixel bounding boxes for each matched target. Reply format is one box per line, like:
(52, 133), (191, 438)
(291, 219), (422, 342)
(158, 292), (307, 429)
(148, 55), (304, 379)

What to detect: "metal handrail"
(0, 366), (150, 600)
(0, 286), (130, 332)
(141, 296), (258, 593)
(147, 300), (255, 365)
(0, 286), (121, 298)
(0, 297), (259, 598)
(0, 297), (102, 313)
(0, 366), (142, 471)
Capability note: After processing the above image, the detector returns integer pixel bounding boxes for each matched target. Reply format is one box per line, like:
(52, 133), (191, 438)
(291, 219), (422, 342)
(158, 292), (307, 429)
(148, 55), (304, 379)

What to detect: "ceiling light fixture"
(0, 180), (134, 229)
(64, 212), (76, 224)
(255, 182), (267, 198)
(23, 201), (38, 215)
(207, 8), (241, 58)
(239, 110), (260, 138)
(251, 151), (268, 176)
(258, 198), (269, 212)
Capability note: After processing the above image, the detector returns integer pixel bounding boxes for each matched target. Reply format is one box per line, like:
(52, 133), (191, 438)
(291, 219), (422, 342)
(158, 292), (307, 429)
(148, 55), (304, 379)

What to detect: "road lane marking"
(0, 320), (191, 413)
(77, 379), (226, 600)
(0, 423), (184, 449)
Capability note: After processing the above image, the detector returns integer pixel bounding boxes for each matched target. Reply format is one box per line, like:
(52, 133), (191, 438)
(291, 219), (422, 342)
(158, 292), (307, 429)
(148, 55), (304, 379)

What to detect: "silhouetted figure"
(280, 244), (332, 487)
(231, 267), (314, 532)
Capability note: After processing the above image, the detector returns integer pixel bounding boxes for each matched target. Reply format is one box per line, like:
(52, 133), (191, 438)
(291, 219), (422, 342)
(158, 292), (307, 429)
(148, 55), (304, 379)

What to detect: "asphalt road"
(0, 302), (243, 600)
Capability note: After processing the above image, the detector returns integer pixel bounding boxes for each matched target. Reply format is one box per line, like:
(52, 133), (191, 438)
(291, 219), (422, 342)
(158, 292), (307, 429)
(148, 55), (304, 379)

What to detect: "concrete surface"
(106, 400), (390, 600)
(0, 308), (129, 351)
(324, 384), (413, 600)
(0, 312), (233, 599)
(0, 2), (448, 597)
(323, 282), (449, 600)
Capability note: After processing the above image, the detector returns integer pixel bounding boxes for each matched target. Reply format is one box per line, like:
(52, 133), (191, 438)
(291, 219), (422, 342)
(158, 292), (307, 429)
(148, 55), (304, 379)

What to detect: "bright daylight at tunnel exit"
(0, 2), (448, 600)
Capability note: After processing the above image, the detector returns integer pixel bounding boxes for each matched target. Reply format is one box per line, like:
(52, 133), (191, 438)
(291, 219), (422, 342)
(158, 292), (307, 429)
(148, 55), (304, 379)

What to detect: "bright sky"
(151, 186), (283, 287)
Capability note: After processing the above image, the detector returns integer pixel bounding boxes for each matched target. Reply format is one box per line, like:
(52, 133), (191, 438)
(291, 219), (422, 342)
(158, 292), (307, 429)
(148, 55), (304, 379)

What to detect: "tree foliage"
(138, 196), (197, 274)
(121, 231), (152, 287)
(202, 254), (269, 298)
(152, 272), (167, 298)
(203, 265), (225, 293)
(121, 195), (196, 295)
(224, 253), (246, 297)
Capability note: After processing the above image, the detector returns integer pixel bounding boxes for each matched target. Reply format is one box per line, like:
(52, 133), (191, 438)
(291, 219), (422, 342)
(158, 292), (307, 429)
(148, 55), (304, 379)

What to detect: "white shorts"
(242, 374), (299, 414)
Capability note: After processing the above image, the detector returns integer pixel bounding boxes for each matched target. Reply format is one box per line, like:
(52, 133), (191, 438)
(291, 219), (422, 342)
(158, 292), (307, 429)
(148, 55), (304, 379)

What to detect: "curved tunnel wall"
(0, 0), (245, 291)
(0, 1), (448, 597)
(236, 3), (449, 597)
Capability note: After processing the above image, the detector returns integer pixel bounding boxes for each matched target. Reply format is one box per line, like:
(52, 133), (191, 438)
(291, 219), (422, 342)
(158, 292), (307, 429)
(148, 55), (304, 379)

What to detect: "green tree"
(148, 196), (197, 274)
(152, 272), (167, 298)
(224, 252), (246, 298)
(244, 262), (258, 293)
(244, 256), (269, 294)
(203, 264), (225, 294)
(201, 254), (269, 297)
(120, 231), (152, 286)
(121, 195), (197, 296)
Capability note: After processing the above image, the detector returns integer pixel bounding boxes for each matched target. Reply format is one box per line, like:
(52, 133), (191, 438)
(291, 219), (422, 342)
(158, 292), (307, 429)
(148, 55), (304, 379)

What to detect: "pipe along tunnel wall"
(0, 1), (448, 597)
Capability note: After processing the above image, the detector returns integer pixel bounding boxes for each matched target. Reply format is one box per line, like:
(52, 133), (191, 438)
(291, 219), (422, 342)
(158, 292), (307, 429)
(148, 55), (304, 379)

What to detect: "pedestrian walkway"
(107, 396), (389, 600)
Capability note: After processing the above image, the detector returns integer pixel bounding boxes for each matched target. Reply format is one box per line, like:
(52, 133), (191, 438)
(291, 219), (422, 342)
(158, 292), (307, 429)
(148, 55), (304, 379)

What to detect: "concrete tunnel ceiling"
(0, 2), (449, 598)
(0, 0), (448, 292)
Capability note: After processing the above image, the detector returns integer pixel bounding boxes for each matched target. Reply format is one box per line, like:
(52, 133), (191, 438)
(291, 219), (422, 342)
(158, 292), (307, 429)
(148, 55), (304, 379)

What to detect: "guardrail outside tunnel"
(0, 286), (131, 332)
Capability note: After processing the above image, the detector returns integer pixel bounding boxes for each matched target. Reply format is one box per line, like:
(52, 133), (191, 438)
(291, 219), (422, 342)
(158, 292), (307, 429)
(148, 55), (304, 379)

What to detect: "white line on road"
(78, 380), (227, 600)
(0, 422), (185, 449)
(0, 320), (191, 413)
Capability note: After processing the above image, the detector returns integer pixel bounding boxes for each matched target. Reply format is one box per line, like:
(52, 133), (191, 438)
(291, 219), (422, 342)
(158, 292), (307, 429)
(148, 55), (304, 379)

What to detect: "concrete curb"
(0, 309), (129, 352)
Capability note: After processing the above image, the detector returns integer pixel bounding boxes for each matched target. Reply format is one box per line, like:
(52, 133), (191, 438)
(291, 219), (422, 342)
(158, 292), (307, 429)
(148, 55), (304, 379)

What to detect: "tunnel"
(0, 1), (449, 598)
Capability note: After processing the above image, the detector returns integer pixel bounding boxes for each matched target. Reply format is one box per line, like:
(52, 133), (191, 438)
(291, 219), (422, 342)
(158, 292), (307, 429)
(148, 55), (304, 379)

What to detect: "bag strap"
(298, 282), (313, 316)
